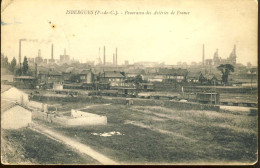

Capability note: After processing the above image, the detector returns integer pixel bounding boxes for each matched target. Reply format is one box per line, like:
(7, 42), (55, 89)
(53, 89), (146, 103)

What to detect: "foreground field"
(1, 128), (99, 164)
(35, 103), (257, 164)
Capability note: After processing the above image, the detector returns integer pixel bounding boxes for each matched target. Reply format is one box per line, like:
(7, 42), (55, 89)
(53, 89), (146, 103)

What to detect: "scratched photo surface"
(1, 0), (258, 165)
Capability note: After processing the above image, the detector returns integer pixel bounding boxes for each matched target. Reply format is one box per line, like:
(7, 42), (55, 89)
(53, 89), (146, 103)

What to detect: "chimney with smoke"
(18, 39), (26, 67)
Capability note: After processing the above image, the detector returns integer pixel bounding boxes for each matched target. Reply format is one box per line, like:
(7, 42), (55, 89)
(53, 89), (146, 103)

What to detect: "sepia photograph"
(1, 0), (258, 165)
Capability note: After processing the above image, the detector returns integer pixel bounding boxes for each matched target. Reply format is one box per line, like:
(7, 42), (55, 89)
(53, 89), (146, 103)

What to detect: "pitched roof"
(80, 69), (92, 75)
(39, 70), (49, 75)
(65, 67), (81, 73)
(1, 85), (12, 93)
(103, 71), (125, 78)
(49, 70), (62, 76)
(1, 100), (17, 113)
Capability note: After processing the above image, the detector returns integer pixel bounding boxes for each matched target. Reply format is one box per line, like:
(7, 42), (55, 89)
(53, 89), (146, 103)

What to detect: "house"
(79, 69), (94, 83)
(38, 69), (63, 89)
(13, 76), (37, 89)
(1, 85), (29, 105)
(1, 100), (32, 129)
(62, 67), (81, 83)
(100, 71), (125, 87)
(117, 87), (138, 97)
(94, 81), (110, 90)
(143, 74), (164, 82)
(198, 72), (208, 84)
(48, 70), (63, 84)
(139, 83), (154, 92)
(207, 74), (220, 85)
(157, 68), (188, 83)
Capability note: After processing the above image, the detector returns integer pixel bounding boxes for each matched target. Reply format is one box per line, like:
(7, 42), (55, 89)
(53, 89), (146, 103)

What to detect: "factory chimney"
(51, 44), (54, 59)
(18, 39), (27, 69)
(103, 46), (106, 65)
(115, 48), (117, 66)
(202, 44), (205, 66)
(38, 49), (41, 57)
(19, 40), (22, 66)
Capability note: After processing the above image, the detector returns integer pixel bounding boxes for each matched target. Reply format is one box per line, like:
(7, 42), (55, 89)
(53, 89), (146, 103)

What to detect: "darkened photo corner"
(1, 0), (258, 165)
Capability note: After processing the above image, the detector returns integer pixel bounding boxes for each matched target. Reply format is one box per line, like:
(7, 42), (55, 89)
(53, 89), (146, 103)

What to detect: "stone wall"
(32, 110), (107, 126)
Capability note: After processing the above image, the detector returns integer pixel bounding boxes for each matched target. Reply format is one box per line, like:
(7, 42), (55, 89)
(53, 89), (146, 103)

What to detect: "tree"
(69, 74), (80, 83)
(2, 56), (9, 68)
(15, 68), (22, 76)
(134, 75), (143, 86)
(1, 54), (5, 66)
(217, 64), (234, 85)
(22, 56), (29, 75)
(10, 57), (17, 72)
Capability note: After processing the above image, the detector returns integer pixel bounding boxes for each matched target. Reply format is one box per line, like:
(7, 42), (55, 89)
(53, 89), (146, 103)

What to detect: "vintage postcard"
(1, 0), (258, 165)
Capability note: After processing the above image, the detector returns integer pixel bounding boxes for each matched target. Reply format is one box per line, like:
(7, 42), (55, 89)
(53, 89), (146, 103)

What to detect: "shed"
(1, 100), (32, 129)
(13, 76), (37, 89)
(196, 92), (220, 104)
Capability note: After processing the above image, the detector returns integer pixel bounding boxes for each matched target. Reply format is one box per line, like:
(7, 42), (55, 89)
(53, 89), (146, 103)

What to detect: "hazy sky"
(1, 0), (258, 65)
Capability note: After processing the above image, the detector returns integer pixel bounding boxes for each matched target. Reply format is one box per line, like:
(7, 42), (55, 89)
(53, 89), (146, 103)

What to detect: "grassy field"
(35, 103), (258, 165)
(1, 128), (99, 165)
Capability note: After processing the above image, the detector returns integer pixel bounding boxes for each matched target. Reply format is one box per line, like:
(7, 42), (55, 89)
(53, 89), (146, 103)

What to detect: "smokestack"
(234, 44), (236, 55)
(202, 44), (205, 66)
(38, 49), (41, 57)
(103, 46), (106, 65)
(115, 48), (117, 66)
(51, 44), (54, 59)
(18, 39), (26, 67)
(64, 48), (66, 55)
(19, 40), (22, 66)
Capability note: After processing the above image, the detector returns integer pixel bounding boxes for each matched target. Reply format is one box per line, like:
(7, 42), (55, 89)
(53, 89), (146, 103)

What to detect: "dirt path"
(29, 123), (118, 165)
